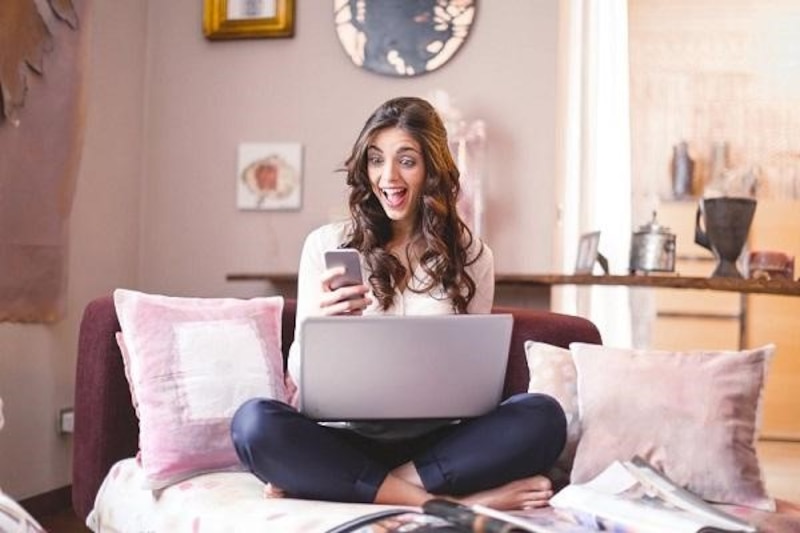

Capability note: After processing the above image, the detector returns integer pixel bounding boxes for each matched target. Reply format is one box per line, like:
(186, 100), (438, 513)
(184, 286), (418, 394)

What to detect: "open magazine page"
(325, 509), (459, 532)
(626, 456), (756, 532)
(327, 501), (598, 533)
(489, 505), (598, 532)
(424, 499), (588, 533)
(549, 459), (756, 533)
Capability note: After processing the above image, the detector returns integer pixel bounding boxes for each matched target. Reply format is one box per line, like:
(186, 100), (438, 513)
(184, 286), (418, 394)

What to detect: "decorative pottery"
(333, 0), (476, 77)
(694, 197), (757, 278)
(670, 141), (695, 199)
(748, 251), (795, 280)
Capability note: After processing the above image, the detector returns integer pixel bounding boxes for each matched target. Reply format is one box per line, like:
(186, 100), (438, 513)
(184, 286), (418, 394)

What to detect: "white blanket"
(89, 458), (407, 532)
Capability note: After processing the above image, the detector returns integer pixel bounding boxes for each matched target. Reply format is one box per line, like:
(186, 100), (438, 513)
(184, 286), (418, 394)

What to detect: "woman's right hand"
(317, 266), (371, 316)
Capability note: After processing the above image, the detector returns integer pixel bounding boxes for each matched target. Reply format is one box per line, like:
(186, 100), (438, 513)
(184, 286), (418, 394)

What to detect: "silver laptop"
(298, 314), (513, 421)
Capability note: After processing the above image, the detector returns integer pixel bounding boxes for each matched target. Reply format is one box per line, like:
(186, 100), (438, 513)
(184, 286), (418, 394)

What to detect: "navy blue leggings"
(230, 393), (566, 503)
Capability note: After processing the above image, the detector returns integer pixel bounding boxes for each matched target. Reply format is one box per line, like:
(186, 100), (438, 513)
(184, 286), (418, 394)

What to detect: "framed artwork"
(236, 143), (302, 211)
(575, 231), (601, 274)
(203, 0), (295, 40)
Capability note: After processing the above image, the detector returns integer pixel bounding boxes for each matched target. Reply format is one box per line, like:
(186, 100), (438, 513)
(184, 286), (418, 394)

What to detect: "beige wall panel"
(657, 202), (715, 260)
(651, 317), (741, 352)
(749, 200), (800, 256)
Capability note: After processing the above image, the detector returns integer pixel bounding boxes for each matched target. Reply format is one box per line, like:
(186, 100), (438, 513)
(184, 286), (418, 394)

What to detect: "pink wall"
(0, 1), (559, 499)
(138, 1), (560, 297)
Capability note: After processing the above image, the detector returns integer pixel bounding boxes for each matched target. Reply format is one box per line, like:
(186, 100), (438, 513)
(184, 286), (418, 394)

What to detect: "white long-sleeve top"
(287, 220), (495, 390)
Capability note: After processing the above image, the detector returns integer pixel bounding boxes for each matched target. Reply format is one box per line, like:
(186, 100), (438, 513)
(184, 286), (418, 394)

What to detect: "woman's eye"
(368, 156), (383, 166)
(399, 157), (416, 168)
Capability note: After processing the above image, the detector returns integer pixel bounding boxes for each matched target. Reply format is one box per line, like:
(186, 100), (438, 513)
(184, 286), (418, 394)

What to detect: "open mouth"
(380, 187), (408, 208)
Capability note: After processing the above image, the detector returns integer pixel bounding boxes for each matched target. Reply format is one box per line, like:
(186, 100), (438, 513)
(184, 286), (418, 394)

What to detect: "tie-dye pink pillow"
(569, 342), (775, 511)
(113, 289), (288, 490)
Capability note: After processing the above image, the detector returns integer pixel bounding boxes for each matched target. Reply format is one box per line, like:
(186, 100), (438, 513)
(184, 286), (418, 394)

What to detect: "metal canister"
(629, 212), (676, 273)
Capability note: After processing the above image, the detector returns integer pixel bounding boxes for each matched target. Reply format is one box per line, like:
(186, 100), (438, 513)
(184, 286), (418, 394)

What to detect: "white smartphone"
(324, 248), (364, 291)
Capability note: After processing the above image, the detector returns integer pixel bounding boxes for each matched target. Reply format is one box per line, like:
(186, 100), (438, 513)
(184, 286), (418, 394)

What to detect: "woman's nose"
(381, 160), (398, 181)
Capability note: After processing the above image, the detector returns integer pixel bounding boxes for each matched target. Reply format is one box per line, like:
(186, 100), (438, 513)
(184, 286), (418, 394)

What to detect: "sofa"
(71, 295), (604, 531)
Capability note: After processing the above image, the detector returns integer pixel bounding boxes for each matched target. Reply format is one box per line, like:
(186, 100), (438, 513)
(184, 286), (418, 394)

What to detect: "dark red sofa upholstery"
(71, 296), (602, 521)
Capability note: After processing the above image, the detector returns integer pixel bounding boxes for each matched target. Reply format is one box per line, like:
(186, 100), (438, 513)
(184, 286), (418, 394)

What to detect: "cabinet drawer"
(655, 288), (742, 315)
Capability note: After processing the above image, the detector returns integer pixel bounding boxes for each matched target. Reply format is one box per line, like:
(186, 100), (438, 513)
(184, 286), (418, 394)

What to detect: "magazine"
(325, 502), (590, 533)
(325, 456), (757, 533)
(547, 456), (757, 533)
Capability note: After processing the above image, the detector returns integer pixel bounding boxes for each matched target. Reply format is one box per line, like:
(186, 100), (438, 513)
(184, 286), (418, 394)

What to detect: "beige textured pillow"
(524, 341), (580, 487)
(570, 342), (775, 511)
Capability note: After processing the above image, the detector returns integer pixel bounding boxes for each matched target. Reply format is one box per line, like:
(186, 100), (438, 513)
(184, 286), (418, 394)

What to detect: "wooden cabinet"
(746, 201), (800, 440)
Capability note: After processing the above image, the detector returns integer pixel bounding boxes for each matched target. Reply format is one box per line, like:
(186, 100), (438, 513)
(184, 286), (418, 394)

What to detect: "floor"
(35, 440), (800, 532)
(37, 509), (90, 532)
(758, 439), (800, 503)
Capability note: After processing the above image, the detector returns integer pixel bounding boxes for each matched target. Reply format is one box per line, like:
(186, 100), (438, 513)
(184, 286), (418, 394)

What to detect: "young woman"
(231, 97), (566, 510)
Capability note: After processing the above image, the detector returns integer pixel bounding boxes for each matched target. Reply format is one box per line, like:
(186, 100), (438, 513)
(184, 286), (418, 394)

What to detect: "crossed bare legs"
(263, 461), (553, 511)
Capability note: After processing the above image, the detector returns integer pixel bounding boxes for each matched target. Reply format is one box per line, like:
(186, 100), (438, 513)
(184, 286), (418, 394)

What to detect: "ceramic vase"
(671, 141), (695, 199)
(694, 197), (757, 278)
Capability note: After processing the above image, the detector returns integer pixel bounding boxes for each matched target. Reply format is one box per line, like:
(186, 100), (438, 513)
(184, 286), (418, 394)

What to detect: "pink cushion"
(113, 289), (288, 490)
(569, 342), (775, 511)
(524, 341), (579, 488)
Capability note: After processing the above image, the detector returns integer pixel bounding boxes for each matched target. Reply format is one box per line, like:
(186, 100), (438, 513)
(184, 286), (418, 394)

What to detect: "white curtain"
(552, 0), (633, 348)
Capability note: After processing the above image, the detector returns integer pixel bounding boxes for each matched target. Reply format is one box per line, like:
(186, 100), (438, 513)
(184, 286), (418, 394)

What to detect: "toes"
(522, 498), (551, 509)
(263, 483), (286, 499)
(530, 475), (552, 491)
(512, 475), (552, 491)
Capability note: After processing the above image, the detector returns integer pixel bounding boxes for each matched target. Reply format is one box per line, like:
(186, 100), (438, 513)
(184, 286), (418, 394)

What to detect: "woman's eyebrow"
(396, 146), (421, 154)
(367, 144), (420, 154)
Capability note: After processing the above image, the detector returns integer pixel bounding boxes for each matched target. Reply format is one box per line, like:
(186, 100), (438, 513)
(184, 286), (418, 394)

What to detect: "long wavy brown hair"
(342, 96), (482, 313)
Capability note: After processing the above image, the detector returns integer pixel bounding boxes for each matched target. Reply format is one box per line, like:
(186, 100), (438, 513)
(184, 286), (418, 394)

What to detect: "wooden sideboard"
(227, 272), (799, 291)
(227, 271), (800, 296)
(227, 268), (800, 440)
(494, 273), (800, 296)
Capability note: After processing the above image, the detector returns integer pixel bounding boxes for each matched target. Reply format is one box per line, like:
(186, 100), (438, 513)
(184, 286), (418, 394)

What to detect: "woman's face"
(366, 126), (426, 231)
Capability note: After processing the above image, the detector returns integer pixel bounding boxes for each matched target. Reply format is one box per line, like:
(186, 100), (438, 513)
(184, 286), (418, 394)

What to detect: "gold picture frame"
(203, 0), (295, 40)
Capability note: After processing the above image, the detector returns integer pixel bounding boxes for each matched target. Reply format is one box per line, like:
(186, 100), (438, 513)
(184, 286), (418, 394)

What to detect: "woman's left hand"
(317, 266), (372, 316)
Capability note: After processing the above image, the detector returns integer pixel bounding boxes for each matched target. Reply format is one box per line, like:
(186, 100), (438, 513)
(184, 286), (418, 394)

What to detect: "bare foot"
(263, 483), (286, 499)
(457, 475), (553, 511)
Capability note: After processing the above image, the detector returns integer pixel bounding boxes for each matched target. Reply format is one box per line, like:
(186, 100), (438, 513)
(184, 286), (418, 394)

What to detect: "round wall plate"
(334, 0), (477, 77)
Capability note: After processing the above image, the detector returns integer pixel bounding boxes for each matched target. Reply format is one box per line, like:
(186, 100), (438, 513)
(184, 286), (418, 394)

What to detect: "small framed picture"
(575, 231), (601, 274)
(236, 142), (302, 211)
(203, 0), (295, 40)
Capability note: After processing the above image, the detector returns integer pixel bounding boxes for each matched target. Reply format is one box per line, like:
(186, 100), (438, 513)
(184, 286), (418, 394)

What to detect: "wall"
(0, 1), (560, 499)
(629, 0), (800, 205)
(0, 1), (147, 498)
(138, 1), (560, 297)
